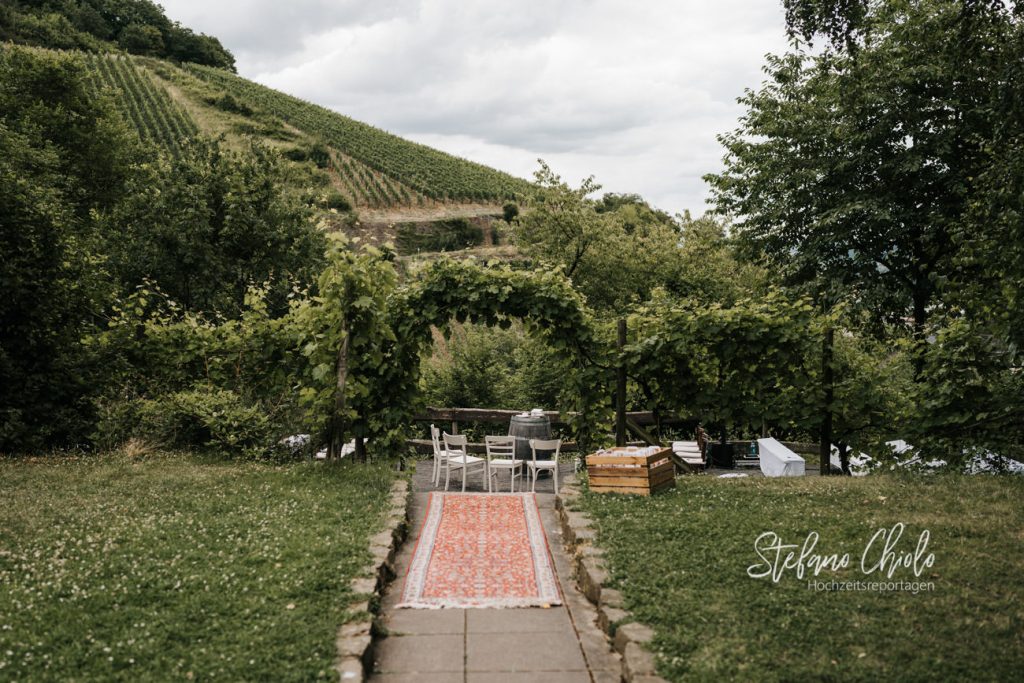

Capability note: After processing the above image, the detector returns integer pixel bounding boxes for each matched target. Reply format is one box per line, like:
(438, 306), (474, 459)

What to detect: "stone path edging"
(335, 478), (411, 682)
(556, 480), (670, 683)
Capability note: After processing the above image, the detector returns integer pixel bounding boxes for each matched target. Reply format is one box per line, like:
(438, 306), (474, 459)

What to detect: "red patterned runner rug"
(399, 493), (562, 608)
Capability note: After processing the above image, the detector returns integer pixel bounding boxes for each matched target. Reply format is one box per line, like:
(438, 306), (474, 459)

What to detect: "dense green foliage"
(513, 163), (686, 314)
(91, 283), (308, 457)
(0, 0), (235, 69)
(708, 0), (1024, 464)
(0, 46), (135, 450)
(578, 474), (1024, 681)
(184, 63), (532, 204)
(0, 47), (325, 454)
(0, 454), (394, 680)
(302, 247), (606, 453)
(420, 322), (571, 413)
(624, 292), (821, 440)
(396, 218), (484, 254)
(102, 138), (326, 315)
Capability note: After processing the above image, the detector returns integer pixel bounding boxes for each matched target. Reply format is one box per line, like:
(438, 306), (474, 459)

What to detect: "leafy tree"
(624, 291), (821, 442)
(420, 322), (573, 413)
(0, 46), (136, 451)
(707, 0), (1020, 342)
(297, 238), (399, 460)
(515, 162), (683, 313)
(102, 138), (326, 316)
(1, 1), (236, 70)
(829, 329), (915, 470)
(666, 214), (772, 306)
(709, 0), (1024, 465)
(117, 22), (162, 55)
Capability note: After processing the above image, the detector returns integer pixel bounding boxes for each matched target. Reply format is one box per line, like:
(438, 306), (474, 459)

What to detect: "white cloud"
(160, 0), (790, 214)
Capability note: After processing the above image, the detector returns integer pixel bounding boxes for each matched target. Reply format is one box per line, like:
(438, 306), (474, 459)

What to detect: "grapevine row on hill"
(86, 54), (198, 155)
(185, 64), (531, 203)
(331, 151), (423, 209)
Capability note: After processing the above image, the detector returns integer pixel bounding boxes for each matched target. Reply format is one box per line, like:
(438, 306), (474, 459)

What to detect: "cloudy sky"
(160, 1), (791, 215)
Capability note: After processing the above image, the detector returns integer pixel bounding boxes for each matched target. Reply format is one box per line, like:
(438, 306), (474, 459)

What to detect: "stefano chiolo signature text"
(746, 523), (935, 583)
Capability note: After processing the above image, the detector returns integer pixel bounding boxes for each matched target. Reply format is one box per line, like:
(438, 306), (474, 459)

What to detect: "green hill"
(73, 51), (530, 222)
(184, 63), (532, 205)
(3, 0), (532, 246)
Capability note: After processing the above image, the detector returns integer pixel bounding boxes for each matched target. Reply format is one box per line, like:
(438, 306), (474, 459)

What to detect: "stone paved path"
(371, 462), (620, 682)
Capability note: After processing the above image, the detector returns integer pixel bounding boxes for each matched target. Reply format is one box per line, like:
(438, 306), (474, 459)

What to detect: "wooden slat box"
(586, 446), (676, 495)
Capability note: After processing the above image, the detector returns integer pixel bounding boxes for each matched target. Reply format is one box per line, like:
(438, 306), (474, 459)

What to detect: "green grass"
(0, 453), (396, 681)
(578, 474), (1024, 682)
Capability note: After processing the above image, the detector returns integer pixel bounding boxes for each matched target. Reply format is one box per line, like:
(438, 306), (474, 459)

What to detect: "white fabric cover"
(672, 440), (703, 465)
(758, 437), (805, 477)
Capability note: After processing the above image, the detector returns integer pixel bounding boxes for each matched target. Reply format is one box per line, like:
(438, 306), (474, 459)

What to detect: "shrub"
(140, 387), (275, 458)
(94, 387), (275, 458)
(282, 146), (308, 162)
(324, 190), (352, 211)
(308, 142), (331, 168)
(209, 93), (253, 116)
(396, 218), (484, 254)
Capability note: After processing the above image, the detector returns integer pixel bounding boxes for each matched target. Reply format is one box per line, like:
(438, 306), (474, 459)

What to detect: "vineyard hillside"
(59, 49), (531, 253)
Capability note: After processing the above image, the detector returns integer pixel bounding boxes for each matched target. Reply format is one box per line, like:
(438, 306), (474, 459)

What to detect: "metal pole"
(616, 318), (627, 447)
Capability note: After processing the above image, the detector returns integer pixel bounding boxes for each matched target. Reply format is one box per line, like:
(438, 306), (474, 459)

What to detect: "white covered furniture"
(757, 437), (805, 477)
(672, 441), (705, 470)
(527, 438), (562, 493)
(442, 432), (486, 491)
(484, 435), (522, 492)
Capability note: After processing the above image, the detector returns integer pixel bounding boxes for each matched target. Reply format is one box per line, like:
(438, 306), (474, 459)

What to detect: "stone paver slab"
(371, 673), (463, 683)
(465, 630), (587, 672)
(467, 672), (591, 682)
(383, 608), (465, 635)
(374, 634), (464, 673)
(466, 607), (572, 633)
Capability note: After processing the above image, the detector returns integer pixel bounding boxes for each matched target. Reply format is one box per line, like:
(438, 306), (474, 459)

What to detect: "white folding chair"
(443, 432), (486, 492)
(527, 438), (562, 493)
(485, 435), (522, 492)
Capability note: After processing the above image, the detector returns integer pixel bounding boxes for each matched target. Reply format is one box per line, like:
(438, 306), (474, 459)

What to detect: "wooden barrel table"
(508, 413), (552, 464)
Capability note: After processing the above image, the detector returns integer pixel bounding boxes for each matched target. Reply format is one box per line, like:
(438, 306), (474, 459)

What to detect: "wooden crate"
(586, 446), (676, 496)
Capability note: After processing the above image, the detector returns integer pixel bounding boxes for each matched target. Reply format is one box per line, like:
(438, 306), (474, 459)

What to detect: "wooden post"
(616, 318), (627, 447)
(354, 435), (365, 462)
(820, 326), (834, 475)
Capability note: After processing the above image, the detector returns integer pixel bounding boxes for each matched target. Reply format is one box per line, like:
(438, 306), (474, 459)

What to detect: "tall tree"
(0, 47), (136, 450)
(708, 1), (1018, 340)
(709, 0), (1024, 461)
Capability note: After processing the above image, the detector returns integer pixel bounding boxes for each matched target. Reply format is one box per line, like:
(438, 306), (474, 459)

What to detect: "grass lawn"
(0, 452), (396, 681)
(578, 474), (1024, 682)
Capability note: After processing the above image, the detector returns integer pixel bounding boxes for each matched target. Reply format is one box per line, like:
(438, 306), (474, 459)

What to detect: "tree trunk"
(912, 285), (929, 378)
(837, 441), (851, 476)
(615, 318), (627, 446)
(820, 326), (834, 475)
(328, 321), (350, 460)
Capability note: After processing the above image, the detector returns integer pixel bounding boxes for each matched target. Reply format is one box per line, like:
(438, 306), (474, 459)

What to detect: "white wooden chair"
(485, 435), (522, 492)
(429, 424), (448, 486)
(443, 432), (486, 492)
(527, 438), (562, 493)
